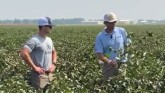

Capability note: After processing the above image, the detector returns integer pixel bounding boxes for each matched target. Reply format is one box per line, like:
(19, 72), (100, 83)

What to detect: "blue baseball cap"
(38, 17), (53, 26)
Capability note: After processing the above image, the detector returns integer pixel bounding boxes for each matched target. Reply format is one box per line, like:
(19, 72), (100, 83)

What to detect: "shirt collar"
(102, 27), (116, 35)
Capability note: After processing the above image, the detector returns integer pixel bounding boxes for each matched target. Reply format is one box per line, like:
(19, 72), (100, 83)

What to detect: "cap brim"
(104, 19), (117, 23)
(38, 24), (54, 26)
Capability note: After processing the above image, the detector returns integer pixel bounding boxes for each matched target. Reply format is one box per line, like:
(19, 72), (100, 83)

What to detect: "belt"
(32, 70), (50, 75)
(45, 71), (50, 75)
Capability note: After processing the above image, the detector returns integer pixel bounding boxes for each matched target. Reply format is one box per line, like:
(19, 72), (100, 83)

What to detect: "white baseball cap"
(38, 17), (53, 26)
(104, 12), (117, 22)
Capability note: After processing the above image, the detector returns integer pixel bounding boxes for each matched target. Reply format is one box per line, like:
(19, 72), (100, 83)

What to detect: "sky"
(1, 0), (165, 21)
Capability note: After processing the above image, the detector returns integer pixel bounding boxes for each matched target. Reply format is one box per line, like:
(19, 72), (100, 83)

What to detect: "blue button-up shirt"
(95, 27), (131, 62)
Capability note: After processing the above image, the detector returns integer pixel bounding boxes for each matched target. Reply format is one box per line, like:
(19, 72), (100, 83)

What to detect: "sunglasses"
(104, 21), (117, 24)
(45, 25), (52, 29)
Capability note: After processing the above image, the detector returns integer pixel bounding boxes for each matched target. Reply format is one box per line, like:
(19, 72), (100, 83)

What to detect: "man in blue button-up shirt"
(95, 12), (132, 80)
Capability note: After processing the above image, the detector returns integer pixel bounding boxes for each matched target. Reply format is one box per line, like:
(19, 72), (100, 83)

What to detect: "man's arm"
(48, 44), (57, 73)
(95, 36), (116, 66)
(52, 49), (57, 64)
(20, 48), (45, 74)
(20, 48), (37, 70)
(97, 53), (116, 66)
(21, 38), (45, 74)
(120, 28), (132, 62)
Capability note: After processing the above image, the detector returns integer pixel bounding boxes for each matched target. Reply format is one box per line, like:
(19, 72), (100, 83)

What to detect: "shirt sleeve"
(120, 28), (132, 46)
(50, 38), (55, 51)
(52, 43), (55, 51)
(94, 36), (104, 53)
(23, 38), (36, 52)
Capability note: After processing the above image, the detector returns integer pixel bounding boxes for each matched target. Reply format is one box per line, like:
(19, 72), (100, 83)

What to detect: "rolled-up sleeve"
(24, 38), (36, 52)
(95, 36), (103, 53)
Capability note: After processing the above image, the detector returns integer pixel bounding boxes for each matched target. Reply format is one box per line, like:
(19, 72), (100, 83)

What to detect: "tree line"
(0, 18), (85, 25)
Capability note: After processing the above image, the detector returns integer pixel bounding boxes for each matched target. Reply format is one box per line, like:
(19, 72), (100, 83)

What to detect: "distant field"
(0, 25), (165, 92)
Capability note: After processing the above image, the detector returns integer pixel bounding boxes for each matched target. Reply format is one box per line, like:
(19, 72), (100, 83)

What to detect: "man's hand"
(108, 60), (118, 67)
(48, 64), (56, 73)
(34, 66), (45, 74)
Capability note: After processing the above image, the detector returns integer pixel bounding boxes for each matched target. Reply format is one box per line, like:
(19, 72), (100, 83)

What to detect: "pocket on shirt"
(115, 35), (124, 50)
(115, 35), (123, 43)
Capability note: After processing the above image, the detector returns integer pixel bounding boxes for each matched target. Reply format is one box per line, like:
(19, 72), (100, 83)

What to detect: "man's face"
(104, 21), (116, 29)
(42, 25), (52, 34)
